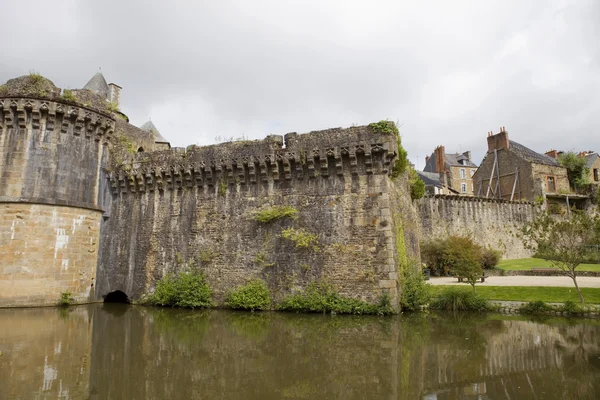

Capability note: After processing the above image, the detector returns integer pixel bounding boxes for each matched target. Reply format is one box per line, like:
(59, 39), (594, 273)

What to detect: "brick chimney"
(434, 146), (445, 173)
(108, 83), (122, 107)
(425, 155), (430, 166)
(487, 126), (509, 153)
(545, 149), (558, 159)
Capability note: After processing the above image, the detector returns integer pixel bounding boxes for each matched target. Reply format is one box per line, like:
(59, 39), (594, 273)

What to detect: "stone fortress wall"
(97, 125), (418, 308)
(0, 95), (114, 307)
(418, 194), (537, 259)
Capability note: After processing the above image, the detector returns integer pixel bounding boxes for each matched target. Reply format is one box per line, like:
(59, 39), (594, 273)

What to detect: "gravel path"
(428, 275), (600, 288)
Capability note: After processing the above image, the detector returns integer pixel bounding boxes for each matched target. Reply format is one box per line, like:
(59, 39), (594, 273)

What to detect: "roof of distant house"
(508, 140), (559, 166)
(585, 153), (599, 168)
(416, 170), (443, 188)
(423, 151), (477, 173)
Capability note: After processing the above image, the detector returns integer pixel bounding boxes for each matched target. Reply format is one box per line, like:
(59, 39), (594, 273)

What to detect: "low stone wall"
(418, 195), (537, 259)
(0, 203), (101, 307)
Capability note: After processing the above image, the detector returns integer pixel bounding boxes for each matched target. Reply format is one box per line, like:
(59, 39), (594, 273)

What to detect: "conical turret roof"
(83, 72), (109, 99)
(140, 120), (169, 144)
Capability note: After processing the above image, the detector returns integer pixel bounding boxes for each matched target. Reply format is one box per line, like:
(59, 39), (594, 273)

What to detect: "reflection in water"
(1, 305), (600, 399)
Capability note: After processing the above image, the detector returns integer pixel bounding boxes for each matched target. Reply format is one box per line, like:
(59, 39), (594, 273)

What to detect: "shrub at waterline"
(277, 281), (394, 315)
(146, 271), (212, 308)
(430, 287), (489, 312)
(518, 301), (553, 315)
(59, 291), (73, 306)
(400, 266), (431, 311)
(226, 280), (272, 311)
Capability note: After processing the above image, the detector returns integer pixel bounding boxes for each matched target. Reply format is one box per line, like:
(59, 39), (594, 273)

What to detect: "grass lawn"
(430, 285), (600, 304)
(498, 258), (600, 272)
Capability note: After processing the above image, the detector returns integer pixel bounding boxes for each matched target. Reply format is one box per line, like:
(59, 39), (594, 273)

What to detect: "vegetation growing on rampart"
(254, 206), (299, 223)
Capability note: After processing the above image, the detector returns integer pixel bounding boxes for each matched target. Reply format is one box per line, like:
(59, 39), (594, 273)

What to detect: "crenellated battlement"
(108, 124), (399, 195)
(425, 193), (534, 205)
(0, 97), (115, 142)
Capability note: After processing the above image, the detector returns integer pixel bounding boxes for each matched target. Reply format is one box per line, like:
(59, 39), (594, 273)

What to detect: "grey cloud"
(1, 0), (598, 167)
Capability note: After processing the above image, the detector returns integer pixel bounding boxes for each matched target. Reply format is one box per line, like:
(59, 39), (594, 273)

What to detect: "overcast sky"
(1, 0), (598, 168)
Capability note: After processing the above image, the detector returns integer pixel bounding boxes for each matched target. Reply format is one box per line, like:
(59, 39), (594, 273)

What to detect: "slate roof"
(423, 151), (477, 173)
(508, 140), (559, 166)
(445, 153), (477, 168)
(83, 72), (109, 99)
(416, 170), (443, 188)
(140, 120), (169, 144)
(585, 153), (599, 169)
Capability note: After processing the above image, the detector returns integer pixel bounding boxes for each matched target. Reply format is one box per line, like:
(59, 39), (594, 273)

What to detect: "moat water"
(2, 304), (600, 399)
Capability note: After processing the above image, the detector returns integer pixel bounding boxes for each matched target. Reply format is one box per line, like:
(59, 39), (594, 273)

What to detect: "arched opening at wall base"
(103, 290), (130, 303)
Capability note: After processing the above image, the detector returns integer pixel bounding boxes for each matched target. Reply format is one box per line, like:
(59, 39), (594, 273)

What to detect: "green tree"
(444, 236), (483, 292)
(521, 211), (600, 304)
(409, 168), (426, 200)
(558, 152), (589, 190)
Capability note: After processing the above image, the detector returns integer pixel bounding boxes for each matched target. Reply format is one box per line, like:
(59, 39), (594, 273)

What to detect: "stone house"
(423, 146), (478, 195)
(473, 127), (572, 203)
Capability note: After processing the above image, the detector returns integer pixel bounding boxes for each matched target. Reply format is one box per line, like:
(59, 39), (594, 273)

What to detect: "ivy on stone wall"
(368, 121), (409, 179)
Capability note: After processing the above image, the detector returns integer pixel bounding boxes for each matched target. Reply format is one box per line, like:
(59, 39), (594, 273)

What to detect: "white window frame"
(459, 168), (466, 179)
(461, 183), (467, 193)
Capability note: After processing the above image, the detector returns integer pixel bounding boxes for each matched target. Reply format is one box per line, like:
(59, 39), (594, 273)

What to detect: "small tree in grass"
(521, 211), (600, 304)
(444, 236), (483, 292)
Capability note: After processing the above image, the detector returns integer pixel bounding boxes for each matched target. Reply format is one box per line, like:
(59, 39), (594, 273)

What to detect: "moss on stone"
(254, 205), (299, 223)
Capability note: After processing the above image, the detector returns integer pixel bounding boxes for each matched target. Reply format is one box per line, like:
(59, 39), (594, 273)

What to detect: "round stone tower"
(0, 74), (115, 306)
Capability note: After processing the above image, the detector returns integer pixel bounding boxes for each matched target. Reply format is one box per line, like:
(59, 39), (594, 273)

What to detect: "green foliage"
(391, 138), (409, 179)
(0, 84), (7, 95)
(480, 247), (501, 269)
(106, 101), (120, 113)
(146, 271), (212, 309)
(368, 120), (399, 136)
(277, 281), (394, 315)
(198, 249), (217, 265)
(280, 227), (319, 250)
(409, 168), (426, 200)
(430, 287), (489, 312)
(558, 151), (589, 190)
(58, 291), (73, 306)
(421, 236), (496, 287)
(26, 71), (49, 97)
(217, 179), (227, 197)
(61, 89), (76, 102)
(522, 210), (600, 303)
(420, 240), (450, 276)
(254, 205), (299, 223)
(519, 300), (553, 314)
(445, 236), (483, 291)
(116, 135), (136, 154)
(535, 196), (545, 205)
(400, 266), (432, 311)
(547, 202), (564, 215)
(559, 300), (584, 315)
(225, 280), (272, 311)
(367, 120), (409, 179)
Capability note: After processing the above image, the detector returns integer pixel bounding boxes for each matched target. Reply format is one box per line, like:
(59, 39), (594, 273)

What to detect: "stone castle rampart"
(418, 194), (537, 259)
(97, 125), (415, 308)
